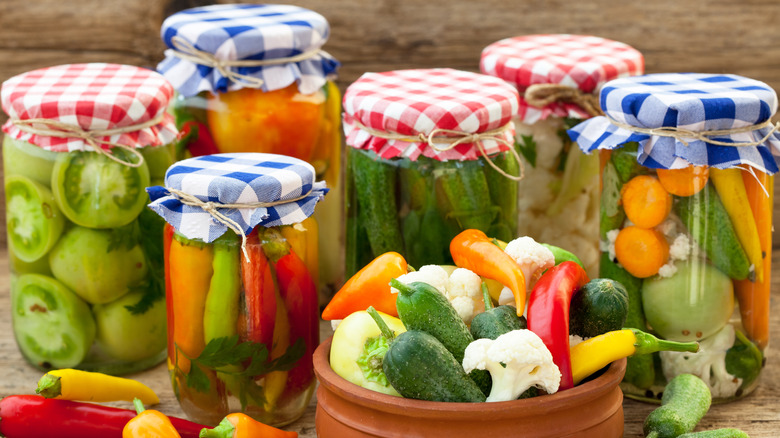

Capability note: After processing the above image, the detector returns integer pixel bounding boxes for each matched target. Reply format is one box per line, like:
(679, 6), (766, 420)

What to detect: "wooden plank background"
(2, 0), (780, 248)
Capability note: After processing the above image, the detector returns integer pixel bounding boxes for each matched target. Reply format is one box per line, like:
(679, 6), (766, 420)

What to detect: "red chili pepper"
(181, 120), (220, 157)
(241, 229), (277, 349)
(262, 228), (319, 401)
(0, 395), (206, 438)
(526, 261), (589, 391)
(163, 223), (175, 365)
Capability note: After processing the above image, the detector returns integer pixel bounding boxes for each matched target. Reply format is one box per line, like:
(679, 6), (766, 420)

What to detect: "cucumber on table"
(644, 373), (712, 438)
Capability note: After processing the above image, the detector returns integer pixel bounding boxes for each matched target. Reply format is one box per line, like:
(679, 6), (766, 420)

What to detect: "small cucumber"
(611, 142), (644, 183)
(436, 159), (495, 233)
(644, 374), (712, 438)
(471, 282), (526, 340)
(383, 330), (486, 402)
(569, 278), (629, 338)
(675, 183), (751, 280)
(600, 161), (625, 239)
(484, 150), (519, 234)
(677, 429), (750, 438)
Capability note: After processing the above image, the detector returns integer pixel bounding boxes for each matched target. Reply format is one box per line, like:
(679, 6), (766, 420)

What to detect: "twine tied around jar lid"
(169, 35), (326, 89)
(9, 112), (167, 167)
(524, 84), (604, 118)
(352, 121), (525, 181)
(605, 116), (780, 147)
(165, 186), (314, 261)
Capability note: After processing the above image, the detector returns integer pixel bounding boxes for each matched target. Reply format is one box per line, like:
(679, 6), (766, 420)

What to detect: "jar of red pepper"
(569, 72), (780, 403)
(156, 4), (343, 297)
(147, 153), (328, 426)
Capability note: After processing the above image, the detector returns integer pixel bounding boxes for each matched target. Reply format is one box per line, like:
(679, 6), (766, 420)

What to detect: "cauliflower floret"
(392, 265), (484, 325)
(514, 118), (565, 171)
(669, 233), (691, 261)
(604, 229), (620, 262)
(391, 265), (449, 295)
(569, 334), (587, 348)
(463, 329), (561, 402)
(504, 236), (555, 292)
(657, 263), (678, 278)
(660, 324), (742, 399)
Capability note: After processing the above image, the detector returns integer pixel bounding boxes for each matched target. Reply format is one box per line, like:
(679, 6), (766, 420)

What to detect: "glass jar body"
(171, 82), (343, 295)
(599, 147), (771, 403)
(345, 148), (519, 276)
(514, 117), (600, 276)
(5, 136), (171, 374)
(165, 221), (319, 427)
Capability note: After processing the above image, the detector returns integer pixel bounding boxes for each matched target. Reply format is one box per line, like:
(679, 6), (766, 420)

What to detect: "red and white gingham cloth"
(343, 68), (519, 161)
(1, 63), (178, 152)
(480, 34), (644, 123)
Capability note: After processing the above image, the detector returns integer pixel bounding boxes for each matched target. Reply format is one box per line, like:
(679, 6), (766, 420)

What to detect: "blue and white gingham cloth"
(568, 73), (780, 173)
(147, 153), (328, 243)
(157, 3), (340, 97)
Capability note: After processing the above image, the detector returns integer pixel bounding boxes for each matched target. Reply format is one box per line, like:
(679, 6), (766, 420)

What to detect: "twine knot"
(524, 84), (604, 118)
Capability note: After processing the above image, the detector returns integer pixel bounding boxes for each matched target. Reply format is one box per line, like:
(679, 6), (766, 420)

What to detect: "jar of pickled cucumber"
(1, 63), (178, 374)
(147, 152), (327, 426)
(157, 4), (343, 296)
(480, 34), (644, 276)
(343, 68), (522, 275)
(569, 72), (780, 403)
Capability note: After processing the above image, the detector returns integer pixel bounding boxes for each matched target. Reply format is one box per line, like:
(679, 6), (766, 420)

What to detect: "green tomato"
(12, 273), (96, 369)
(92, 290), (167, 362)
(139, 144), (175, 180)
(9, 246), (52, 276)
(2, 136), (57, 187)
(5, 174), (65, 262)
(49, 226), (148, 304)
(642, 260), (734, 342)
(51, 149), (150, 229)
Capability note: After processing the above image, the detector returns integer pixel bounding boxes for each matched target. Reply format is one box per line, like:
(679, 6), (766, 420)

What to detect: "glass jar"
(480, 34), (645, 277)
(158, 4), (342, 295)
(342, 68), (521, 276)
(1, 63), (178, 375)
(569, 72), (780, 403)
(148, 152), (327, 426)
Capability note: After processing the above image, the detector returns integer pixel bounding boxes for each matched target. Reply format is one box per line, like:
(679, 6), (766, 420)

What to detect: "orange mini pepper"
(123, 398), (181, 438)
(322, 252), (408, 320)
(198, 413), (297, 438)
(450, 229), (527, 315)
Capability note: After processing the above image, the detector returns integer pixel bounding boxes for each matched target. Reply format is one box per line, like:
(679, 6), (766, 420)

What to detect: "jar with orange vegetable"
(569, 73), (780, 403)
(157, 4), (342, 296)
(147, 153), (327, 426)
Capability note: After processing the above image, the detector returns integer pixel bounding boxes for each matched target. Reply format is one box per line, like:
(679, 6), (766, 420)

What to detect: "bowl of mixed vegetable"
(313, 229), (700, 438)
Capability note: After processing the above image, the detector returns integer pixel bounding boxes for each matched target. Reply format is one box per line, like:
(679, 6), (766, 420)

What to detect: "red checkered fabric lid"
(480, 34), (644, 123)
(2, 63), (178, 152)
(343, 68), (519, 161)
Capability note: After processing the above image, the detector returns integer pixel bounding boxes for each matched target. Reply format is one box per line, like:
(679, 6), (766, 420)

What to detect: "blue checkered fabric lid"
(568, 73), (780, 173)
(157, 3), (340, 97)
(147, 153), (328, 243)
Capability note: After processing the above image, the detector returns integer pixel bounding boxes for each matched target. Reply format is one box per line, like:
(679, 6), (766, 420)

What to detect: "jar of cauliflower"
(569, 72), (779, 403)
(480, 34), (644, 276)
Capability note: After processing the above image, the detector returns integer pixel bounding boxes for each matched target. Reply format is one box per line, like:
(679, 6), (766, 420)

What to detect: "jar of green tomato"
(1, 63), (178, 374)
(157, 4), (343, 296)
(147, 152), (327, 426)
(480, 34), (644, 276)
(343, 68), (522, 275)
(569, 72), (779, 403)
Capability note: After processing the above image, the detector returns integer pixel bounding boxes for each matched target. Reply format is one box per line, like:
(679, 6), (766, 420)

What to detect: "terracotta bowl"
(313, 336), (627, 438)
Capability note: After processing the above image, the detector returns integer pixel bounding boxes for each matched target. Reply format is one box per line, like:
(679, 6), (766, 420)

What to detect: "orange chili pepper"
(735, 169), (773, 349)
(199, 412), (297, 438)
(450, 229), (527, 316)
(321, 252), (408, 320)
(123, 398), (181, 438)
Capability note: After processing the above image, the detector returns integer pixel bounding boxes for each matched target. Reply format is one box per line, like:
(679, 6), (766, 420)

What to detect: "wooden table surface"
(1, 248), (778, 438)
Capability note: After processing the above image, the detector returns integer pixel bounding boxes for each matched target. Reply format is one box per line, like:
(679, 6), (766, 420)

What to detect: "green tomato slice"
(51, 149), (150, 229)
(2, 136), (57, 187)
(11, 273), (96, 370)
(5, 174), (65, 262)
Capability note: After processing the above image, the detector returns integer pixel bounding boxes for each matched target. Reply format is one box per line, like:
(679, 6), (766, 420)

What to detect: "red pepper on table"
(0, 395), (206, 438)
(526, 261), (589, 391)
(261, 228), (319, 401)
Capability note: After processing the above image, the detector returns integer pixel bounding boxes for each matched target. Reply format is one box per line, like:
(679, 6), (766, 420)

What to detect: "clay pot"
(313, 336), (626, 438)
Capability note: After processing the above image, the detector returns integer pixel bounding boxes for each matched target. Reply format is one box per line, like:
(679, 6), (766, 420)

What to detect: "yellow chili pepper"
(36, 369), (159, 405)
(710, 167), (764, 283)
(570, 329), (699, 386)
(123, 398), (181, 438)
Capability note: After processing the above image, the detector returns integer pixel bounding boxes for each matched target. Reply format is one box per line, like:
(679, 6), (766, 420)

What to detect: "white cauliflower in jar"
(657, 233), (692, 278)
(392, 265), (484, 325)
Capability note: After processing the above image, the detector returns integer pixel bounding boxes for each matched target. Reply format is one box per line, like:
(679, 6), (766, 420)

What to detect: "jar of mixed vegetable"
(343, 68), (522, 275)
(1, 63), (178, 375)
(480, 34), (644, 276)
(569, 72), (780, 403)
(147, 153), (327, 427)
(157, 3), (342, 296)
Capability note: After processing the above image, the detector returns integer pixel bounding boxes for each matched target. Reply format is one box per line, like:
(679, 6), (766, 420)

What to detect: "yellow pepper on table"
(36, 368), (159, 405)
